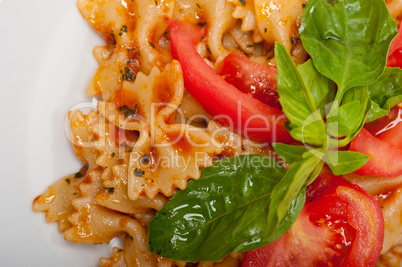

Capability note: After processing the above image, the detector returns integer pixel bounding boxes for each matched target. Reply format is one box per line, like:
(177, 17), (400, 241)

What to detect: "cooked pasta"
(33, 0), (402, 266)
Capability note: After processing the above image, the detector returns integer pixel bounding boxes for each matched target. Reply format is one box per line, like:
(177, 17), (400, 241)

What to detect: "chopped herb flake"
(65, 178), (71, 185)
(105, 187), (115, 194)
(121, 66), (136, 81)
(239, 0), (246, 6)
(111, 152), (115, 157)
(118, 105), (132, 111)
(149, 41), (155, 48)
(134, 168), (145, 177)
(74, 172), (83, 178)
(141, 154), (150, 164)
(196, 3), (201, 8)
(246, 44), (254, 48)
(124, 110), (136, 118)
(197, 22), (206, 27)
(123, 104), (137, 118)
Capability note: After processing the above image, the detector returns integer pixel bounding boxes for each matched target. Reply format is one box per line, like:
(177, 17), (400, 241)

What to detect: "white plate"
(0, 0), (117, 265)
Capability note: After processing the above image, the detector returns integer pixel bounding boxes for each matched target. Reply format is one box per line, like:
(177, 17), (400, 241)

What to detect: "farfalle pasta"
(33, 0), (402, 266)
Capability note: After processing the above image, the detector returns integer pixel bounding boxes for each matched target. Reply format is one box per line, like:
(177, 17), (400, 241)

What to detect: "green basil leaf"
(306, 160), (325, 186)
(367, 67), (402, 122)
(298, 60), (336, 114)
(266, 155), (320, 238)
(267, 186), (306, 243)
(148, 155), (302, 262)
(300, 0), (397, 94)
(341, 86), (371, 140)
(272, 143), (308, 164)
(275, 44), (328, 145)
(324, 151), (369, 175)
(327, 86), (370, 139)
(328, 101), (361, 137)
(368, 100), (390, 122)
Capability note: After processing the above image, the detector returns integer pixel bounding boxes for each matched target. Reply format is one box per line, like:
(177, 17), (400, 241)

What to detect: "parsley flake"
(134, 168), (145, 177)
(141, 154), (150, 164)
(121, 66), (136, 81)
(74, 172), (83, 178)
(105, 187), (115, 194)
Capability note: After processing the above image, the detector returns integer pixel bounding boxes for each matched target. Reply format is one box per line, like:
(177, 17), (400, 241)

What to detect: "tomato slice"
(169, 20), (293, 144)
(387, 23), (402, 68)
(242, 175), (384, 267)
(350, 106), (402, 177)
(349, 126), (402, 177)
(218, 52), (281, 110)
(364, 106), (401, 135)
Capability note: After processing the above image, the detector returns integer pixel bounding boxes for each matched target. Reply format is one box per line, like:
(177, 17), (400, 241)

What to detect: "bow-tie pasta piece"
(78, 0), (175, 101)
(226, 0), (263, 45)
(64, 169), (157, 265)
(32, 168), (86, 232)
(254, 0), (304, 51)
(95, 164), (168, 225)
(69, 109), (100, 169)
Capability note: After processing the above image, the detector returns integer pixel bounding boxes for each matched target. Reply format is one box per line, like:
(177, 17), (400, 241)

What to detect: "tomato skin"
(218, 52), (281, 110)
(336, 185), (384, 267)
(387, 23), (402, 68)
(169, 20), (293, 144)
(350, 116), (402, 177)
(364, 106), (401, 135)
(242, 175), (384, 267)
(353, 106), (402, 177)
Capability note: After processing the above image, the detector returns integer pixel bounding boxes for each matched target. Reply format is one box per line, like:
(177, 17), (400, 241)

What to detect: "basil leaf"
(300, 0), (397, 94)
(327, 86), (370, 139)
(367, 67), (402, 122)
(148, 155), (301, 262)
(298, 59), (336, 114)
(272, 143), (308, 164)
(266, 155), (320, 238)
(306, 160), (325, 186)
(275, 44), (328, 146)
(324, 151), (369, 175)
(267, 186), (306, 242)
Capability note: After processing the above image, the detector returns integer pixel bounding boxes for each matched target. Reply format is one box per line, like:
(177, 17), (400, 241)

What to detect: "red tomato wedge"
(387, 23), (402, 68)
(218, 52), (281, 110)
(242, 175), (384, 267)
(349, 124), (402, 177)
(364, 106), (401, 135)
(169, 20), (293, 144)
